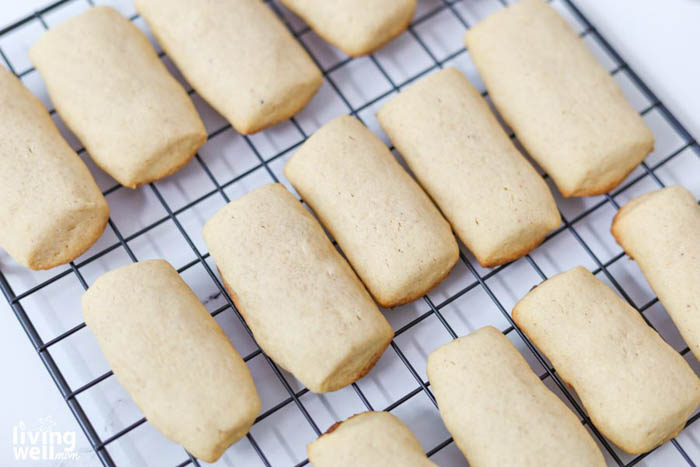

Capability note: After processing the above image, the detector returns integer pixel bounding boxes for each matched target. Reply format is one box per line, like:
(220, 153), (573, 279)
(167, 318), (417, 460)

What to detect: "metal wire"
(0, 0), (698, 465)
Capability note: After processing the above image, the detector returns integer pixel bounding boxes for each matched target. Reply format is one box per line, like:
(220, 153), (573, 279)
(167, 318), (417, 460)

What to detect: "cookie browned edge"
(345, 0), (417, 57)
(307, 411), (371, 453)
(31, 206), (110, 271)
(286, 1), (417, 58)
(238, 74), (323, 135)
(610, 194), (643, 261)
(473, 227), (553, 269)
(562, 155), (651, 198)
(306, 412), (371, 460)
(326, 412), (367, 436)
(125, 132), (207, 189)
(218, 267), (253, 335)
(342, 334), (391, 386)
(377, 247), (458, 308)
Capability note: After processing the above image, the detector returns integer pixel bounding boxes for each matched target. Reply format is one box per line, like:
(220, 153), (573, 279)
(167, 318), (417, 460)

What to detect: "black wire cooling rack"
(1, 0), (699, 466)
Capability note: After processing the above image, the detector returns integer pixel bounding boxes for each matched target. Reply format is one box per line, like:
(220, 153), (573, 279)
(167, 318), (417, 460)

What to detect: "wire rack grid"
(0, 0), (698, 465)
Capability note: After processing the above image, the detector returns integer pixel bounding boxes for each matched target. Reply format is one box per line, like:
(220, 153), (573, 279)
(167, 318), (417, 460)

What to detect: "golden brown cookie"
(202, 184), (393, 393)
(465, 0), (654, 197)
(285, 115), (458, 307)
(30, 6), (206, 188)
(0, 67), (108, 270)
(280, 0), (416, 56)
(513, 266), (700, 454)
(135, 0), (322, 134)
(308, 411), (436, 467)
(378, 67), (560, 267)
(83, 260), (260, 462)
(612, 185), (700, 360)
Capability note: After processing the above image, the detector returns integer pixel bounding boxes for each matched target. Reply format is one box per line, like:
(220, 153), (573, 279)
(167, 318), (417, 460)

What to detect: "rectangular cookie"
(284, 115), (458, 307)
(612, 185), (700, 360)
(0, 66), (108, 270)
(29, 6), (206, 188)
(279, 0), (415, 56)
(308, 411), (436, 467)
(513, 266), (700, 454)
(82, 260), (260, 463)
(202, 183), (393, 393)
(427, 326), (605, 466)
(464, 0), (654, 197)
(135, 0), (322, 134)
(377, 67), (561, 267)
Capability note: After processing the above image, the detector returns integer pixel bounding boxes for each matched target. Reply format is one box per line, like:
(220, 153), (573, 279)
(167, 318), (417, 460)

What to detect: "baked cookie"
(0, 67), (108, 270)
(377, 67), (560, 267)
(513, 266), (700, 454)
(284, 115), (458, 307)
(135, 0), (322, 134)
(427, 326), (605, 467)
(29, 6), (206, 188)
(82, 260), (260, 462)
(202, 184), (393, 393)
(464, 0), (654, 197)
(280, 0), (416, 56)
(612, 185), (700, 360)
(307, 411), (436, 467)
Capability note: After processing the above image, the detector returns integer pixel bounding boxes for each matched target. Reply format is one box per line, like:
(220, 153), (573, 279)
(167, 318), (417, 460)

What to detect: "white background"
(1, 0), (699, 466)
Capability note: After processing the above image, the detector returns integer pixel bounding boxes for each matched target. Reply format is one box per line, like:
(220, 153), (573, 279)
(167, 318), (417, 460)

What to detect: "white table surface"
(1, 1), (698, 466)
